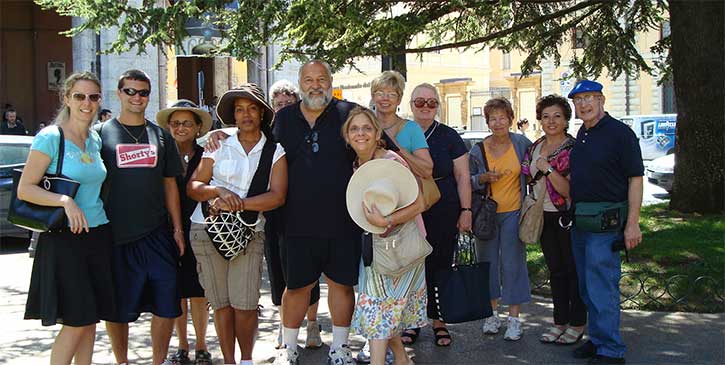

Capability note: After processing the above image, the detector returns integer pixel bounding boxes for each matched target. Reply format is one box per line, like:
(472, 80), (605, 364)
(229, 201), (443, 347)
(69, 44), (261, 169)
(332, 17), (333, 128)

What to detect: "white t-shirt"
(190, 133), (285, 230)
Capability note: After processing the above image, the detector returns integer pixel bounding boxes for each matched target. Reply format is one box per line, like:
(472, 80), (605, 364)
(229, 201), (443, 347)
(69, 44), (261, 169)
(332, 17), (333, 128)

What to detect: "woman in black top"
(156, 100), (213, 364)
(401, 83), (473, 347)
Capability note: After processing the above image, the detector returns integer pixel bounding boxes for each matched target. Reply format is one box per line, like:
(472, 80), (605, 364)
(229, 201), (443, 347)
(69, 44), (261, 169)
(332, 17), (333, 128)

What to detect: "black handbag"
(201, 140), (276, 260)
(8, 126), (80, 232)
(432, 232), (493, 324)
(472, 141), (498, 240)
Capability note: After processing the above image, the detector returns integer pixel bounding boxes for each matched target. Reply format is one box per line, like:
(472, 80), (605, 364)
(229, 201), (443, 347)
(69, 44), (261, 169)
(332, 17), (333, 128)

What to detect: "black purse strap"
(201, 139), (277, 224)
(477, 141), (492, 197)
(239, 139), (277, 223)
(54, 126), (67, 176)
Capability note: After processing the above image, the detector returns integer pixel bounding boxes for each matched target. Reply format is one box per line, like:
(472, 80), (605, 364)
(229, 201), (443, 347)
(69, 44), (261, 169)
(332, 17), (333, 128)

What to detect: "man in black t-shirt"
(568, 80), (644, 365)
(272, 60), (360, 365)
(96, 70), (184, 365)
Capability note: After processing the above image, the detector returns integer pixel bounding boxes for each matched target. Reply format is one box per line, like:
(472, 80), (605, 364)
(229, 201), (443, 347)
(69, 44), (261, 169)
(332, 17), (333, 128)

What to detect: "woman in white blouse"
(187, 83), (287, 365)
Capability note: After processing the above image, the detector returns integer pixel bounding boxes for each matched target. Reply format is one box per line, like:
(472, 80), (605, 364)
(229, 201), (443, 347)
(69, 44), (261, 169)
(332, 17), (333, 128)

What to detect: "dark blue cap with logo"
(567, 80), (603, 98)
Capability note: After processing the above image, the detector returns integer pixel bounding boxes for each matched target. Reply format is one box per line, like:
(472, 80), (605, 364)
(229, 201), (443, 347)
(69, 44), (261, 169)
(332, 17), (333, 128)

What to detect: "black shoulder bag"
(201, 140), (277, 260)
(9, 126), (81, 232)
(471, 141), (498, 240)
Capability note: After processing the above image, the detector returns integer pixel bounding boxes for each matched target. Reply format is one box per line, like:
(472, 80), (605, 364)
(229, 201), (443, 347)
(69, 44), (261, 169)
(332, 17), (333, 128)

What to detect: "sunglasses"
(168, 120), (198, 128)
(413, 97), (439, 108)
(305, 131), (320, 153)
(121, 88), (151, 97)
(71, 93), (102, 102)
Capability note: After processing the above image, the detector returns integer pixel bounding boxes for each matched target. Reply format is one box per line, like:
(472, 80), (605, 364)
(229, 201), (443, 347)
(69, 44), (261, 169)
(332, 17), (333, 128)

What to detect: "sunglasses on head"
(71, 93), (102, 102)
(413, 97), (439, 108)
(121, 88), (151, 97)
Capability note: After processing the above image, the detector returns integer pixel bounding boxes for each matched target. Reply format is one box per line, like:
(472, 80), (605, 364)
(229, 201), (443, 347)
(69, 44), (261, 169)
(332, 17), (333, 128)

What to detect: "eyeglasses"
(305, 131), (319, 153)
(412, 97), (439, 108)
(71, 93), (102, 102)
(121, 88), (151, 98)
(168, 120), (197, 128)
(349, 125), (375, 134)
(273, 99), (296, 109)
(373, 91), (399, 99)
(572, 94), (600, 105)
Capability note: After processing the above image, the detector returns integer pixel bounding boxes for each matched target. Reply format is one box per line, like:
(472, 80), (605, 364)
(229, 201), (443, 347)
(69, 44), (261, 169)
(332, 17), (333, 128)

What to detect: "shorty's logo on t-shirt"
(116, 144), (158, 168)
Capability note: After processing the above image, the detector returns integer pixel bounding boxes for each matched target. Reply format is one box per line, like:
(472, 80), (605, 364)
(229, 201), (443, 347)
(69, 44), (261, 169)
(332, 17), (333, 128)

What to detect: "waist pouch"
(574, 201), (628, 233)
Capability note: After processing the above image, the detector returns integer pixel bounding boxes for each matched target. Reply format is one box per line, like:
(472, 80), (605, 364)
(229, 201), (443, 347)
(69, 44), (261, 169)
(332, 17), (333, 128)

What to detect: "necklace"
(118, 120), (147, 144)
(424, 121), (439, 141)
(382, 118), (403, 131)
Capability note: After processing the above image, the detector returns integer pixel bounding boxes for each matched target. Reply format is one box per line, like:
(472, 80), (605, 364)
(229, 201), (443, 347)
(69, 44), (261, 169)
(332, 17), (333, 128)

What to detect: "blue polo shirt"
(570, 113), (644, 203)
(272, 98), (360, 238)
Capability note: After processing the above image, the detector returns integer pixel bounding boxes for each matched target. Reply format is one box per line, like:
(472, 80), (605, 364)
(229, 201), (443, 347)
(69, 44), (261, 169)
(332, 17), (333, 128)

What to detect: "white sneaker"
(305, 320), (323, 348)
(503, 316), (523, 341)
(482, 314), (501, 334)
(327, 344), (354, 365)
(275, 324), (284, 349)
(273, 345), (299, 365)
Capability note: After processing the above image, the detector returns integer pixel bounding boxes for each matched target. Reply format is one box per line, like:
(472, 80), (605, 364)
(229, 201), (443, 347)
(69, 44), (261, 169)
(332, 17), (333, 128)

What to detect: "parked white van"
(620, 114), (677, 160)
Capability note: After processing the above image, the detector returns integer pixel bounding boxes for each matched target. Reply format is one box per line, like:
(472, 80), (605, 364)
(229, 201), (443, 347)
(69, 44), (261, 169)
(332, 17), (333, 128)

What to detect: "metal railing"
(527, 261), (725, 313)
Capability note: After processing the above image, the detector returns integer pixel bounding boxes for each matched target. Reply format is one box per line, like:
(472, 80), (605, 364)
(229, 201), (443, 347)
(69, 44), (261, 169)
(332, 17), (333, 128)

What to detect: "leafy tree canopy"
(35, 0), (668, 81)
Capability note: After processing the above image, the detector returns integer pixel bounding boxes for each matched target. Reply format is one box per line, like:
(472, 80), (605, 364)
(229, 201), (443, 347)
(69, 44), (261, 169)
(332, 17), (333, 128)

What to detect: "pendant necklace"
(118, 120), (147, 144)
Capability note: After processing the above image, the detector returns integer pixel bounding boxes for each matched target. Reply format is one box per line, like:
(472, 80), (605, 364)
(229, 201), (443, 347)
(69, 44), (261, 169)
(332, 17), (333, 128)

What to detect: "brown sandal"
(539, 326), (565, 343)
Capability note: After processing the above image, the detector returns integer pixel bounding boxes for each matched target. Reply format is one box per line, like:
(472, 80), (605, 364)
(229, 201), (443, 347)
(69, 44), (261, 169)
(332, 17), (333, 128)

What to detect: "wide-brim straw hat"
(346, 159), (419, 234)
(156, 99), (213, 135)
(216, 83), (274, 127)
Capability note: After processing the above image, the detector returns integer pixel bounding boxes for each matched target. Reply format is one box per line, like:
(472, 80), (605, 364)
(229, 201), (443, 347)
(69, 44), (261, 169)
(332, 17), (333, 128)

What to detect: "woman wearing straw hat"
(156, 100), (213, 364)
(344, 106), (427, 365)
(187, 84), (287, 365)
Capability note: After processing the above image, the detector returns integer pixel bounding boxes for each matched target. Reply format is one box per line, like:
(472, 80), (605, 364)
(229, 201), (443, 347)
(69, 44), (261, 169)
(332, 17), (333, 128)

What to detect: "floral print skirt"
(352, 260), (428, 339)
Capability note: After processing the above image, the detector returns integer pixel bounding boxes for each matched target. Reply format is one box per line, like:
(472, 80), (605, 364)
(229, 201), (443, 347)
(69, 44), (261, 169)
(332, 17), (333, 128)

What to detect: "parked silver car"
(646, 153), (675, 193)
(0, 135), (34, 239)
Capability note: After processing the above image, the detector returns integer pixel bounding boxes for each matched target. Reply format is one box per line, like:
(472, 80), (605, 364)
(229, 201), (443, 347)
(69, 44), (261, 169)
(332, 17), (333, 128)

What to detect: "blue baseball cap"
(568, 80), (603, 98)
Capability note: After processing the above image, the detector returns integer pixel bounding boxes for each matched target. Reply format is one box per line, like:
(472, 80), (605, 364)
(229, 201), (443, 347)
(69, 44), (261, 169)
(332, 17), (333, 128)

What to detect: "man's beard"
(302, 88), (332, 110)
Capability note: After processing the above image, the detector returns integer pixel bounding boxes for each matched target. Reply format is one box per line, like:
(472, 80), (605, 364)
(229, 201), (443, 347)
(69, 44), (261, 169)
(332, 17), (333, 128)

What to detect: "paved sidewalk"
(0, 251), (723, 364)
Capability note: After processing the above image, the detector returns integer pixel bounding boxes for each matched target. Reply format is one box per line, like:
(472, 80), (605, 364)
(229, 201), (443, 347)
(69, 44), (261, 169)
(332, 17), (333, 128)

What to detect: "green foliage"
(527, 203), (725, 312)
(35, 0), (668, 80)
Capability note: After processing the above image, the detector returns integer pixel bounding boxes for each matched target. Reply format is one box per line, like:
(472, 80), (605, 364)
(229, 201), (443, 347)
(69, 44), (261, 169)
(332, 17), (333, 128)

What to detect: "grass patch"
(527, 203), (725, 312)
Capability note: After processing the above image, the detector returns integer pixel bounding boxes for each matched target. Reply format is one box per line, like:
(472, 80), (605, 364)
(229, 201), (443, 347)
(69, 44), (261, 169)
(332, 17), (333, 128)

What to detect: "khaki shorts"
(190, 223), (264, 310)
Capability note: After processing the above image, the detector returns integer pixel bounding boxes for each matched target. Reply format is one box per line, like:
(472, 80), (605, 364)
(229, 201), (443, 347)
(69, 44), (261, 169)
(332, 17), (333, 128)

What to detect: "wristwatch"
(460, 207), (472, 213)
(544, 166), (555, 176)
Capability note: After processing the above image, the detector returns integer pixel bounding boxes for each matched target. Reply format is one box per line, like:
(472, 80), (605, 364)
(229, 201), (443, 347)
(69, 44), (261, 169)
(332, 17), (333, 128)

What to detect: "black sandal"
(433, 327), (452, 347)
(401, 327), (421, 344)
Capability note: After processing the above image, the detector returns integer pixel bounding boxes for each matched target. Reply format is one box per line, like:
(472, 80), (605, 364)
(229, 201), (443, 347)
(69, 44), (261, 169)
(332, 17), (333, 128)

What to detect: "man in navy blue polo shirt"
(568, 80), (644, 365)
(273, 60), (360, 365)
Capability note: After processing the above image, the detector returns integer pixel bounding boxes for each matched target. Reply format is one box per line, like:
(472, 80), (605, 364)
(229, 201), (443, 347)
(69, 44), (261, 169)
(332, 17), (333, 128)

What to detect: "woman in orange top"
(469, 97), (532, 341)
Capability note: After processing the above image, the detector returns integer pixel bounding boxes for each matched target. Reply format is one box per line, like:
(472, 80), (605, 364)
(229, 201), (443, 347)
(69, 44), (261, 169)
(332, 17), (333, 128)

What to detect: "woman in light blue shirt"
(18, 72), (115, 365)
(371, 71), (433, 179)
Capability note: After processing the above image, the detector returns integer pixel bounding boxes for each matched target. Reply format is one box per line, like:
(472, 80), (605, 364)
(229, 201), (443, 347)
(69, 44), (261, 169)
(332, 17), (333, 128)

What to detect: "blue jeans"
(570, 227), (626, 358)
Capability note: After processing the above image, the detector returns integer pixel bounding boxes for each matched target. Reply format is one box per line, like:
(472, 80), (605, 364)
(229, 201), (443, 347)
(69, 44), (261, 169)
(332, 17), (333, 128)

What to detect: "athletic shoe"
(503, 316), (523, 341)
(273, 345), (300, 365)
(482, 314), (502, 334)
(327, 344), (354, 365)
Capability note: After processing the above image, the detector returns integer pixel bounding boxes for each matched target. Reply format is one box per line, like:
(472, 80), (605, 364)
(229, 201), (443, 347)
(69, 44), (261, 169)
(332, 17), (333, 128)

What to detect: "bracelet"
(240, 199), (245, 212)
(460, 207), (472, 212)
(544, 166), (555, 176)
(385, 215), (393, 229)
(173, 229), (183, 233)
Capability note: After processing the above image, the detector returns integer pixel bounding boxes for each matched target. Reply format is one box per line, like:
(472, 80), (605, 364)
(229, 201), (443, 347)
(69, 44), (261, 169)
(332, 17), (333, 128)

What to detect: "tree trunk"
(668, 0), (724, 213)
(381, 39), (408, 78)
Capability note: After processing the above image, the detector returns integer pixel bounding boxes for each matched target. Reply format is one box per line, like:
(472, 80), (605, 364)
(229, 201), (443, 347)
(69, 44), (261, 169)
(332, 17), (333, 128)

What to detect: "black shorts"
(264, 228), (320, 306)
(280, 235), (360, 289)
(25, 224), (116, 327)
(108, 225), (181, 322)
